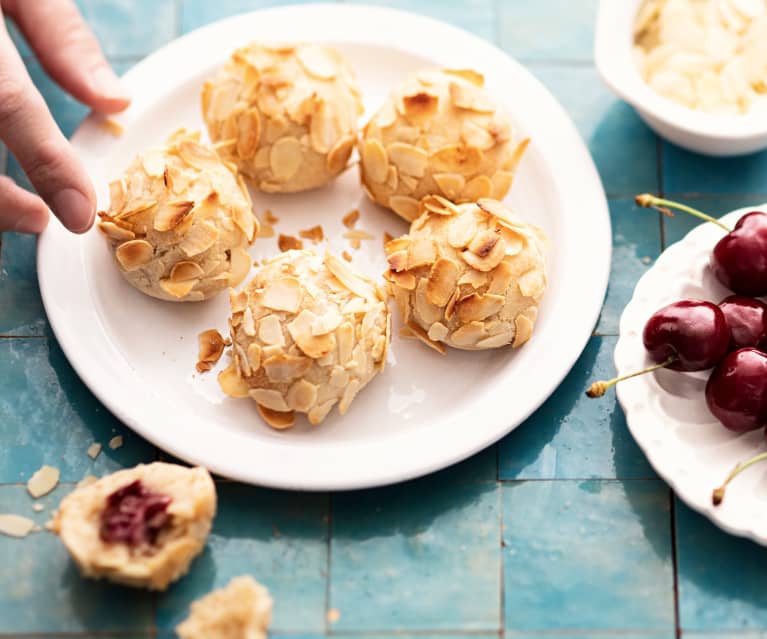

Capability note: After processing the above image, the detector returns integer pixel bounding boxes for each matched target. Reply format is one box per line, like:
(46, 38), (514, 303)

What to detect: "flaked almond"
(387, 142), (428, 178)
(247, 343), (262, 372)
(518, 268), (546, 298)
(270, 136), (303, 181)
(477, 330), (514, 349)
(230, 289), (249, 313)
(179, 141), (221, 170)
(402, 91), (440, 119)
(308, 399), (336, 425)
(312, 308), (343, 335)
(487, 261), (513, 295)
(228, 247), (252, 287)
(258, 223), (275, 238)
(361, 138), (388, 183)
(263, 353), (313, 382)
(27, 465), (59, 498)
(108, 179), (126, 212)
(198, 329), (225, 370)
(265, 210), (279, 224)
(421, 194), (459, 217)
(343, 229), (374, 241)
(233, 205), (257, 243)
(383, 231), (394, 245)
(469, 229), (501, 257)
(455, 292), (505, 322)
(115, 239), (153, 271)
(297, 44), (338, 79)
(342, 208), (359, 228)
(387, 269), (416, 290)
(462, 120), (496, 151)
(326, 254), (376, 300)
(256, 404), (295, 429)
(258, 314), (286, 346)
(459, 269), (488, 288)
(241, 306), (256, 336)
(287, 309), (336, 359)
(463, 175), (493, 201)
(338, 378), (361, 415)
(430, 144), (483, 175)
(286, 379), (319, 412)
(444, 68), (485, 87)
(387, 249), (409, 273)
(218, 364), (250, 398)
(237, 108), (261, 160)
(491, 170), (514, 199)
(426, 258), (460, 306)
(450, 321), (487, 347)
(299, 225), (324, 243)
(337, 322), (355, 364)
(310, 101), (342, 154)
(433, 173), (466, 201)
(389, 195), (420, 222)
(250, 388), (290, 412)
(449, 82), (496, 113)
(171, 261), (204, 282)
(428, 321), (449, 342)
(278, 234), (304, 252)
(180, 221), (219, 257)
(406, 320), (446, 354)
(262, 276), (302, 312)
(415, 279), (443, 325)
(505, 137), (531, 173)
(327, 135), (355, 174)
(342, 250), (352, 262)
(98, 116), (124, 137)
(98, 221), (135, 242)
(160, 277), (198, 299)
(512, 313), (534, 347)
(407, 237), (437, 269)
(142, 149), (166, 177)
(119, 199), (157, 219)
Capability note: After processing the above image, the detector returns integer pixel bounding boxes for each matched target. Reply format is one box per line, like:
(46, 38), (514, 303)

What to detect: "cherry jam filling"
(99, 480), (172, 547)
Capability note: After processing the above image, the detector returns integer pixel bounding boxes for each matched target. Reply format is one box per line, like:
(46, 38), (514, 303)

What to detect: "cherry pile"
(587, 194), (767, 506)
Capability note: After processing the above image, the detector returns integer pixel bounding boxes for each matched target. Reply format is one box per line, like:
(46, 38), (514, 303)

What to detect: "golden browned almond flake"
(383, 231), (394, 246)
(98, 221), (135, 242)
(343, 230), (374, 241)
(402, 91), (439, 119)
(308, 399), (336, 425)
(449, 82), (495, 113)
(512, 314), (534, 347)
(342, 208), (360, 228)
(325, 254), (376, 300)
(257, 403), (296, 430)
(491, 170), (514, 199)
(142, 150), (166, 177)
(407, 237), (437, 269)
(387, 249), (409, 273)
(270, 136), (303, 181)
(444, 68), (485, 87)
(179, 140), (221, 170)
(426, 258), (460, 306)
(197, 329), (225, 370)
(108, 435), (124, 450)
(461, 120), (495, 151)
(505, 137), (530, 173)
(463, 175), (493, 201)
(180, 221), (219, 257)
(228, 247), (252, 287)
(86, 442), (102, 459)
(218, 363), (250, 398)
(258, 314), (287, 346)
(278, 234), (304, 252)
(250, 388), (290, 411)
(387, 142), (428, 178)
(237, 109), (261, 159)
(406, 321), (446, 354)
(258, 223), (275, 238)
(430, 144), (483, 175)
(518, 268), (546, 298)
(433, 173), (465, 200)
(115, 239), (153, 271)
(286, 379), (319, 412)
(341, 250), (352, 262)
(299, 225), (324, 242)
(338, 378), (361, 415)
(160, 277), (198, 299)
(27, 465), (60, 499)
(487, 261), (513, 295)
(263, 353), (313, 382)
(349, 237), (361, 250)
(170, 261), (205, 282)
(287, 310), (337, 359)
(326, 135), (355, 174)
(428, 321), (449, 342)
(455, 293), (505, 322)
(451, 321), (487, 347)
(361, 138), (388, 183)
(389, 269), (416, 291)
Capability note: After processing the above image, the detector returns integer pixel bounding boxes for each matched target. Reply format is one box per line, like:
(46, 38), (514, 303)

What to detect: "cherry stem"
(712, 451), (767, 506)
(585, 357), (676, 398)
(635, 194), (731, 233)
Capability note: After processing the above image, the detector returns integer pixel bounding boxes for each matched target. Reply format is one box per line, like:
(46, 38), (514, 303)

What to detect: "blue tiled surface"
(4, 1), (767, 637)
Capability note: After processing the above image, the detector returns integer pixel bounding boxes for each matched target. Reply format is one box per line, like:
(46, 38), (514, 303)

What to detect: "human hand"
(0, 0), (130, 234)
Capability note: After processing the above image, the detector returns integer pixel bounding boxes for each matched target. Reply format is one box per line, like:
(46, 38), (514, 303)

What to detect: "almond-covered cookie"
(50, 463), (216, 591)
(176, 576), (273, 639)
(97, 129), (257, 302)
(385, 196), (547, 351)
(359, 68), (529, 221)
(202, 43), (363, 193)
(218, 250), (391, 428)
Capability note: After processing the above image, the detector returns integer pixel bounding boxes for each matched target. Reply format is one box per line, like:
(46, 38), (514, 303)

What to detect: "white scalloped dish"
(616, 205), (767, 544)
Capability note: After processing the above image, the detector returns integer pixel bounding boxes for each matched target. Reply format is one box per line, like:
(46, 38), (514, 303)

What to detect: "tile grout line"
(656, 136), (667, 252)
(670, 490), (682, 639)
(325, 490), (333, 634)
(497, 481), (505, 639)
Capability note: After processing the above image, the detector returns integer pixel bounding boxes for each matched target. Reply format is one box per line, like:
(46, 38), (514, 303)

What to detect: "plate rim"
(37, 3), (612, 490)
(615, 204), (767, 544)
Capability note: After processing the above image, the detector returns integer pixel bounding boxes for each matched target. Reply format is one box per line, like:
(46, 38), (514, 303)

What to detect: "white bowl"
(595, 0), (767, 156)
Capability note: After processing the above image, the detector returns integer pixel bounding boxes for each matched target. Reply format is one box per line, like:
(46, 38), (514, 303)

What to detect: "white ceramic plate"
(37, 4), (610, 490)
(616, 206), (767, 545)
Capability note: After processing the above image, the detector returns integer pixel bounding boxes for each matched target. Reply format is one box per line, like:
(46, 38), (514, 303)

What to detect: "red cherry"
(636, 195), (767, 296)
(642, 300), (730, 371)
(705, 347), (767, 433)
(718, 295), (767, 351)
(586, 299), (730, 397)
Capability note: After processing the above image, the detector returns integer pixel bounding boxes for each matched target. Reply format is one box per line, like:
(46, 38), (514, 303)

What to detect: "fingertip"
(51, 188), (95, 234)
(13, 205), (49, 235)
(88, 67), (131, 114)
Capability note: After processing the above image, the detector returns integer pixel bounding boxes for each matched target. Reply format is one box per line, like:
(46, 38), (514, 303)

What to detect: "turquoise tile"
(684, 635), (767, 639)
(330, 478), (500, 631)
(499, 336), (656, 480)
(506, 634), (674, 639)
(532, 67), (659, 196)
(347, 0), (495, 41)
(181, 0), (310, 33)
(498, 0), (598, 62)
(502, 480), (674, 632)
(663, 142), (767, 197)
(156, 483), (328, 634)
(0, 234), (47, 336)
(676, 499), (767, 631)
(662, 194), (767, 248)
(0, 338), (155, 483)
(596, 197), (662, 335)
(0, 483), (154, 634)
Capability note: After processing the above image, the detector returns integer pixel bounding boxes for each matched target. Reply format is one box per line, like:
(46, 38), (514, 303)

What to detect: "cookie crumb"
(108, 435), (124, 450)
(341, 250), (352, 262)
(642, 256), (652, 264)
(278, 234), (303, 252)
(342, 208), (359, 228)
(299, 225), (324, 243)
(265, 210), (279, 224)
(87, 443), (102, 460)
(32, 503), (44, 513)
(27, 465), (60, 498)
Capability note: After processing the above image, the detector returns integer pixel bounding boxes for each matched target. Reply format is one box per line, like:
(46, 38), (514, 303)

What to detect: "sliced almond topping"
(297, 44), (338, 79)
(426, 258), (460, 306)
(449, 82), (496, 113)
(430, 144), (483, 175)
(218, 364), (250, 398)
(250, 389), (290, 412)
(263, 277), (302, 312)
(500, 227), (526, 257)
(256, 404), (295, 429)
(445, 288), (459, 321)
(119, 199), (157, 219)
(108, 179), (126, 212)
(237, 108), (261, 160)
(433, 173), (466, 201)
(270, 136), (303, 181)
(337, 322), (355, 364)
(98, 221), (135, 242)
(327, 135), (355, 174)
(263, 353), (313, 382)
(459, 269), (488, 288)
(233, 205), (257, 243)
(0, 514), (35, 538)
(444, 68), (485, 87)
(477, 330), (514, 349)
(255, 146), (271, 169)
(278, 234), (304, 252)
(402, 91), (439, 119)
(287, 379), (319, 412)
(312, 308), (343, 335)
(338, 379), (361, 415)
(299, 225), (324, 243)
(469, 229), (503, 258)
(407, 237), (437, 269)
(197, 329), (225, 371)
(383, 231), (394, 246)
(170, 261), (204, 282)
(142, 149), (166, 177)
(342, 250), (352, 262)
(228, 247), (252, 287)
(400, 174), (418, 191)
(349, 237), (361, 250)
(330, 366), (350, 389)
(512, 313), (534, 347)
(487, 261), (514, 295)
(179, 141), (221, 170)
(387, 249), (409, 272)
(491, 170), (514, 199)
(415, 278), (443, 325)
(342, 209), (359, 228)
(406, 320), (446, 354)
(518, 269), (546, 298)
(388, 269), (416, 290)
(288, 309), (337, 359)
(326, 254), (376, 300)
(387, 142), (428, 178)
(456, 293), (505, 322)
(450, 321), (487, 347)
(310, 101), (342, 154)
(115, 239), (153, 271)
(160, 277), (198, 299)
(27, 465), (59, 498)
(247, 343), (262, 372)
(421, 194), (460, 217)
(361, 138), (388, 183)
(258, 314), (286, 346)
(241, 306), (256, 337)
(428, 321), (449, 342)
(385, 164), (399, 190)
(180, 221), (219, 257)
(389, 195), (420, 222)
(308, 399), (336, 425)
(461, 120), (496, 151)
(463, 175), (493, 201)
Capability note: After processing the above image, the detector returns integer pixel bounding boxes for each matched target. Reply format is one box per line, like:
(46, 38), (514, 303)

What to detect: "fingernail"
(51, 188), (94, 233)
(91, 66), (130, 101)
